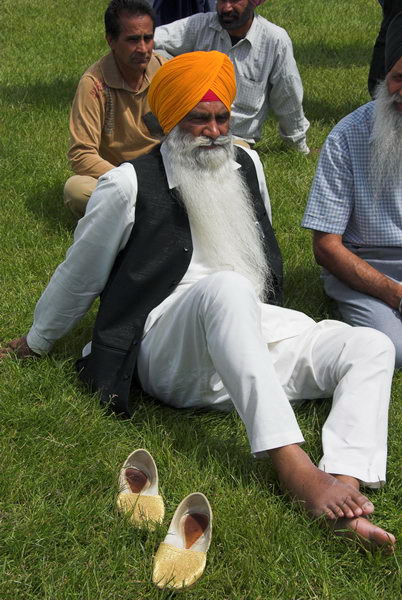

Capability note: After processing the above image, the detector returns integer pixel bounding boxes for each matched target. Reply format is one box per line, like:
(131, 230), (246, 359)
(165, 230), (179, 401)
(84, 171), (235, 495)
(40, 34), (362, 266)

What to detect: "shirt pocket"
(235, 75), (266, 113)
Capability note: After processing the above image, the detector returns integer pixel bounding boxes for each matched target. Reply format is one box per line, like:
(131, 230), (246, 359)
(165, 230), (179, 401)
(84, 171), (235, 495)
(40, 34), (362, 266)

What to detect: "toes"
(330, 504), (345, 519)
(344, 491), (374, 517)
(341, 496), (364, 518)
(337, 517), (397, 552)
(324, 507), (339, 520)
(361, 500), (375, 515)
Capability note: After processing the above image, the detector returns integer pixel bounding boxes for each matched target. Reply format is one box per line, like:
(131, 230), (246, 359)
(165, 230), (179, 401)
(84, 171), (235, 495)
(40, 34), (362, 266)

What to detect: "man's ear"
(106, 34), (114, 50)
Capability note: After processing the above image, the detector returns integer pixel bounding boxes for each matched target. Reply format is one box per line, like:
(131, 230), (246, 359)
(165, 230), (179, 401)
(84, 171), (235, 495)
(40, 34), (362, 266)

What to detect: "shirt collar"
(208, 12), (260, 47)
(160, 139), (241, 189)
(101, 51), (154, 92)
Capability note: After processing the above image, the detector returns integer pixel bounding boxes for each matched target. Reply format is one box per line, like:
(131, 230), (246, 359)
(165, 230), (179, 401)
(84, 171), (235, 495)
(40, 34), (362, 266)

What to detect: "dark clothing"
(153, 0), (215, 26)
(384, 10), (402, 73)
(368, 0), (402, 97)
(78, 146), (283, 416)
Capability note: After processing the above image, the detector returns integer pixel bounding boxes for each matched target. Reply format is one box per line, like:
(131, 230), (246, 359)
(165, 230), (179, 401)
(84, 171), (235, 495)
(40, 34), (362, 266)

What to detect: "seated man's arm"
(154, 15), (199, 56)
(68, 75), (115, 179)
(313, 231), (402, 310)
(267, 30), (309, 150)
(1, 164), (137, 358)
(303, 122), (402, 310)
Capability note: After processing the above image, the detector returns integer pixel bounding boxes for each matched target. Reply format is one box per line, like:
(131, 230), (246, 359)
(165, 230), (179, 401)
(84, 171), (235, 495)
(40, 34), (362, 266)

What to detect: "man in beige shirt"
(65, 0), (166, 217)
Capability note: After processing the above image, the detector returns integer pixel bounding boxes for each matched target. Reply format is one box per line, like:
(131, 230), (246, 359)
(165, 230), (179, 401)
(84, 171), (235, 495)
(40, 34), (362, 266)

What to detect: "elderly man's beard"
(164, 126), (272, 299)
(371, 79), (402, 191)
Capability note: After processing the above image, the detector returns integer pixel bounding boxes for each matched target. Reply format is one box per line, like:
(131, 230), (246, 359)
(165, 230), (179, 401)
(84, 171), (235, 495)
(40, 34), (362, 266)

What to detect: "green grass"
(0, 1), (401, 598)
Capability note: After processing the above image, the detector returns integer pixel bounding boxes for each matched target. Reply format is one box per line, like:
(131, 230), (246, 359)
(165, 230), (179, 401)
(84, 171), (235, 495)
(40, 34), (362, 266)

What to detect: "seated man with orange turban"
(154, 0), (309, 151)
(1, 51), (396, 552)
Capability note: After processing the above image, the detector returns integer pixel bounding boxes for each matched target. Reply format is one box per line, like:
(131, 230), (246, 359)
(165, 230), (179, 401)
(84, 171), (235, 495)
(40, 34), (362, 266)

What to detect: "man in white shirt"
(1, 51), (395, 551)
(154, 0), (309, 150)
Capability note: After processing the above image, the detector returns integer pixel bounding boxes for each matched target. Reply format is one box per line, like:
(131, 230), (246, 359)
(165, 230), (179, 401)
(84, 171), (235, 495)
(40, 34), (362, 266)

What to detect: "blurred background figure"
(368, 0), (402, 97)
(147, 0), (216, 25)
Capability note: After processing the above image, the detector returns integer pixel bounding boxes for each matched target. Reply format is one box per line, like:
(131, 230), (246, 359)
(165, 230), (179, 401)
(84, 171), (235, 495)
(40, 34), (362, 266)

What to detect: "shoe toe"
(117, 492), (165, 529)
(152, 542), (207, 589)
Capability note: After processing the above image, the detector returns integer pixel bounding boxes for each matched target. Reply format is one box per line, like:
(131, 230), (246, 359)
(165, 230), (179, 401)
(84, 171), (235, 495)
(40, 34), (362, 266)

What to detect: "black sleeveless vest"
(77, 146), (283, 416)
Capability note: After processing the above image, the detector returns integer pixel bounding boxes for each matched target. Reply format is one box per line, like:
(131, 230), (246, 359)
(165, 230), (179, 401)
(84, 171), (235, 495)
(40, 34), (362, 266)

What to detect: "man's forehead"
(217, 0), (249, 7)
(188, 100), (229, 115)
(118, 12), (153, 33)
(389, 56), (402, 75)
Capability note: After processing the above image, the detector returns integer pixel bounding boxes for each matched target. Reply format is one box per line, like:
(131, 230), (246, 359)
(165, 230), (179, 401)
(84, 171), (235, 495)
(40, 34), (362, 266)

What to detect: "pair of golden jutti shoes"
(117, 449), (212, 590)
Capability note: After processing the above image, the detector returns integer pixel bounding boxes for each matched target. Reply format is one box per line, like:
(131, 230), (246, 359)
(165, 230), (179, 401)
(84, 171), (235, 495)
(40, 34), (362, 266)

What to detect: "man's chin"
(218, 16), (241, 30)
(130, 56), (150, 66)
(193, 147), (232, 170)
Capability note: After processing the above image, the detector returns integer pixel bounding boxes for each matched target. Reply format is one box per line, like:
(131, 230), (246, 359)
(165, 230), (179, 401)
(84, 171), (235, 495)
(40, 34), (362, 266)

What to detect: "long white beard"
(371, 80), (402, 192)
(164, 126), (272, 299)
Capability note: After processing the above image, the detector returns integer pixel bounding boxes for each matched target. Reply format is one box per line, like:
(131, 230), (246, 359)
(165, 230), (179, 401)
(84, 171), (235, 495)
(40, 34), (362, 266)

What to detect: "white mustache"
(192, 135), (232, 147)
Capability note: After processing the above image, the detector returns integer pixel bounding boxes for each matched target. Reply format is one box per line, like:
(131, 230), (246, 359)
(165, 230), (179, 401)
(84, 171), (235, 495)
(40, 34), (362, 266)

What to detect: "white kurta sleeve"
(27, 163), (137, 354)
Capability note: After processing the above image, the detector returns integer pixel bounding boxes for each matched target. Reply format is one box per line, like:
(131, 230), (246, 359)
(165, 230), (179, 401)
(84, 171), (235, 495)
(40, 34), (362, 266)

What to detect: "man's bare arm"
(313, 231), (402, 310)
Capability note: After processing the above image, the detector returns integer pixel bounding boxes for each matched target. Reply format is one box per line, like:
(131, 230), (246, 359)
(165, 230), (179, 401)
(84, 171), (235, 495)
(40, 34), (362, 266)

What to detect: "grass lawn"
(0, 0), (401, 598)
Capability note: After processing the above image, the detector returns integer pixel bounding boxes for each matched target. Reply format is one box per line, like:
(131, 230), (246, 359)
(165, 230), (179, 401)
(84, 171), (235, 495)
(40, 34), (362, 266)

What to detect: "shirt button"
(183, 247), (189, 252)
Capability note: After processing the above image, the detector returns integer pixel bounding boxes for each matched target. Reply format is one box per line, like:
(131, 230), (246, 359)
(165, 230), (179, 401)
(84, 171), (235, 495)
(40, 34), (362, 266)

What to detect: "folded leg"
(137, 271), (304, 453)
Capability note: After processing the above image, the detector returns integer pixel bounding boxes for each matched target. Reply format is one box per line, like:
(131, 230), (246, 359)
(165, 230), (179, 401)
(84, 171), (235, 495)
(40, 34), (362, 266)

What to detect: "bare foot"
(268, 444), (374, 520)
(0, 336), (39, 360)
(334, 516), (396, 553)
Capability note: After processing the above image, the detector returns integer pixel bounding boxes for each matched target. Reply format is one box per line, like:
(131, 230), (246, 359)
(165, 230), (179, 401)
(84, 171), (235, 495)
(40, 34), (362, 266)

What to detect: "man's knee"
(343, 326), (396, 366)
(64, 175), (97, 218)
(327, 284), (401, 368)
(191, 272), (260, 326)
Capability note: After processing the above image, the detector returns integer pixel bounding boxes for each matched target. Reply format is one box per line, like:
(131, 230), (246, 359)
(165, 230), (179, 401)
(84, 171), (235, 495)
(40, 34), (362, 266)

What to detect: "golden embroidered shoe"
(116, 449), (164, 530)
(152, 492), (212, 589)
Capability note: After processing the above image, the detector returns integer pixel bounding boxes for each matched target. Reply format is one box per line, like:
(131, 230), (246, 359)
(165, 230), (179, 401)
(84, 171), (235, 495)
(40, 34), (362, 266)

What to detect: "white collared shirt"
(27, 143), (271, 354)
(154, 13), (309, 143)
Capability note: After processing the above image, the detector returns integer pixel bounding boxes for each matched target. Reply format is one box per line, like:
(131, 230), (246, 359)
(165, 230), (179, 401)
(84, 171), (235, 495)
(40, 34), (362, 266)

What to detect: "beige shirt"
(68, 51), (166, 178)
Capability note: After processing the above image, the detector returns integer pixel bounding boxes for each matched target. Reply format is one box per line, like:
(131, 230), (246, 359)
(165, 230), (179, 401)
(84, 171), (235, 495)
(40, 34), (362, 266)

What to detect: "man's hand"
(0, 336), (40, 360)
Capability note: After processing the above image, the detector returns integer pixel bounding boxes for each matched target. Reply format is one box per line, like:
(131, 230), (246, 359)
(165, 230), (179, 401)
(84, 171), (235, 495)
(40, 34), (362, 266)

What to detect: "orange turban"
(148, 51), (236, 134)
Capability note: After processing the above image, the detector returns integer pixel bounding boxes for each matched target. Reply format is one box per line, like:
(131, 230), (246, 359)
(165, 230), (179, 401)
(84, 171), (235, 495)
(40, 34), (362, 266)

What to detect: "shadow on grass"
(284, 263), (333, 319)
(303, 95), (368, 125)
(25, 182), (76, 234)
(294, 41), (373, 69)
(1, 78), (77, 108)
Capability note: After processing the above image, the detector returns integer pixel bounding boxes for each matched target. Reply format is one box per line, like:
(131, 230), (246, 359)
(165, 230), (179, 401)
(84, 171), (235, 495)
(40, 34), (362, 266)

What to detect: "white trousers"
(137, 272), (395, 487)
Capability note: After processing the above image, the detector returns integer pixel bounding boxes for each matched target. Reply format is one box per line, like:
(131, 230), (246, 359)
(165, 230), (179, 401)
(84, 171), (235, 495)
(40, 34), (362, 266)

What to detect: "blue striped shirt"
(302, 102), (402, 246)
